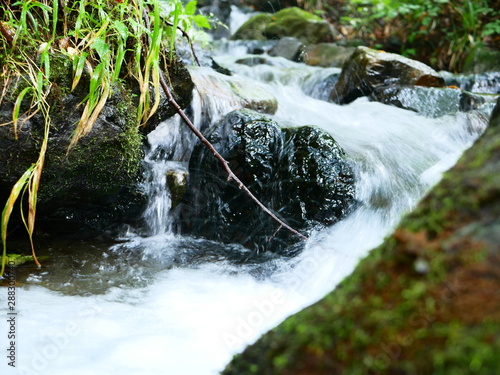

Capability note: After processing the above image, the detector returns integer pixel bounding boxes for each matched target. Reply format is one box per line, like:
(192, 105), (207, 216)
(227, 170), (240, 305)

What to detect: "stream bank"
(223, 98), (500, 374)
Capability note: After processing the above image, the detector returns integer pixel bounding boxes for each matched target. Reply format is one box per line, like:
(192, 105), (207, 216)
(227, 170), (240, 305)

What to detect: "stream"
(0, 10), (493, 375)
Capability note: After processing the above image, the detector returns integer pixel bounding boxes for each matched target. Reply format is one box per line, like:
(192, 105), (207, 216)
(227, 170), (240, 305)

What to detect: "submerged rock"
(330, 46), (445, 104)
(441, 71), (500, 95)
(232, 7), (336, 45)
(303, 43), (355, 67)
(268, 37), (305, 62)
(180, 109), (356, 254)
(372, 85), (490, 118)
(222, 98), (500, 375)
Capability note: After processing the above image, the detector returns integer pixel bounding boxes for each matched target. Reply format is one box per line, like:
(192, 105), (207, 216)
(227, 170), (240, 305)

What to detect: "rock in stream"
(179, 109), (356, 254)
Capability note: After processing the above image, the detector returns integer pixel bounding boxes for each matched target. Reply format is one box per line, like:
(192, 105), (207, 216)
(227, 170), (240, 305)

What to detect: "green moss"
(273, 7), (323, 23)
(232, 7), (332, 45)
(231, 13), (273, 41)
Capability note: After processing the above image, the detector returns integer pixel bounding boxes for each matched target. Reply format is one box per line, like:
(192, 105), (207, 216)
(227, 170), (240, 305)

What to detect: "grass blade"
(12, 87), (32, 140)
(1, 166), (34, 276)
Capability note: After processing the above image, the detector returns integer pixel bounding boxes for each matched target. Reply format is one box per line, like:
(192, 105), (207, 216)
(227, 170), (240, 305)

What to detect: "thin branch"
(143, 5), (307, 242)
(158, 73), (307, 241)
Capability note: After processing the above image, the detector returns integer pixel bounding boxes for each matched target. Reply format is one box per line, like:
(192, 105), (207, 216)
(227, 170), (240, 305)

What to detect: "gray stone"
(303, 44), (355, 67)
(372, 85), (488, 117)
(268, 37), (305, 61)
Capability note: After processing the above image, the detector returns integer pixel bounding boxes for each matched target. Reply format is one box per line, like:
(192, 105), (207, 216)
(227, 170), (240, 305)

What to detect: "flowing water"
(0, 27), (492, 375)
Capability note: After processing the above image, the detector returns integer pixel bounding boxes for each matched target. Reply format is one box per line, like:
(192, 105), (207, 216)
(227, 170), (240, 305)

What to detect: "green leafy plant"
(333, 0), (499, 71)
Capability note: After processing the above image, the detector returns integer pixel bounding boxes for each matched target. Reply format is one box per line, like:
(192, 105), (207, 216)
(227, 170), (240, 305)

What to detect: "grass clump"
(0, 0), (210, 276)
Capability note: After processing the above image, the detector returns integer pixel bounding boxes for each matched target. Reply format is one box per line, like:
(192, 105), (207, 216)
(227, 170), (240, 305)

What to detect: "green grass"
(0, 0), (210, 276)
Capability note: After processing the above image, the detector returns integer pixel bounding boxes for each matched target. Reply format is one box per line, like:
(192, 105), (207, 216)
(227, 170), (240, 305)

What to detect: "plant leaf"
(12, 87), (32, 140)
(1, 166), (34, 276)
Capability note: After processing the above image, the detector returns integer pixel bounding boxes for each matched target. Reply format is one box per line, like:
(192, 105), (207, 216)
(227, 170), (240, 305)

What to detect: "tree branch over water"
(143, 7), (307, 242)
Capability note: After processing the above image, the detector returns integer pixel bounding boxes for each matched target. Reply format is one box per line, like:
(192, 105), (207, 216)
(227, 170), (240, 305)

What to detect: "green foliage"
(0, 0), (210, 275)
(335, 0), (499, 71)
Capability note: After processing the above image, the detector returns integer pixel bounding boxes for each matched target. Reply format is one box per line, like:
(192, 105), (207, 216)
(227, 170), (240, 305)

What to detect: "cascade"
(1, 12), (493, 375)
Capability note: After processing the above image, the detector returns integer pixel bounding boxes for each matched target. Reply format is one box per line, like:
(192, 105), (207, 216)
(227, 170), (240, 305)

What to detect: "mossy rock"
(463, 46), (500, 74)
(222, 98), (500, 374)
(138, 56), (194, 133)
(231, 13), (273, 41)
(232, 7), (336, 45)
(0, 53), (146, 236)
(241, 0), (298, 13)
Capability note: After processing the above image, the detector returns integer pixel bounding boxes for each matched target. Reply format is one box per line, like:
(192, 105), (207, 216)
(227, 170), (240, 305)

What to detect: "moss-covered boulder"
(139, 56), (194, 133)
(222, 97), (500, 374)
(0, 54), (147, 235)
(179, 109), (356, 254)
(232, 7), (336, 45)
(330, 46), (445, 104)
(242, 0), (298, 13)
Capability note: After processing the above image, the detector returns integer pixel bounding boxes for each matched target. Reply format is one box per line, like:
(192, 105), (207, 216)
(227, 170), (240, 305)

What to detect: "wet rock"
(139, 57), (194, 133)
(235, 56), (272, 66)
(330, 46), (445, 104)
(371, 85), (488, 118)
(303, 43), (355, 67)
(0, 86), (145, 236)
(191, 67), (278, 115)
(231, 13), (271, 41)
(491, 96), (500, 128)
(440, 71), (500, 95)
(268, 37), (305, 62)
(222, 86), (500, 375)
(166, 169), (188, 209)
(180, 109), (356, 254)
(232, 7), (336, 45)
